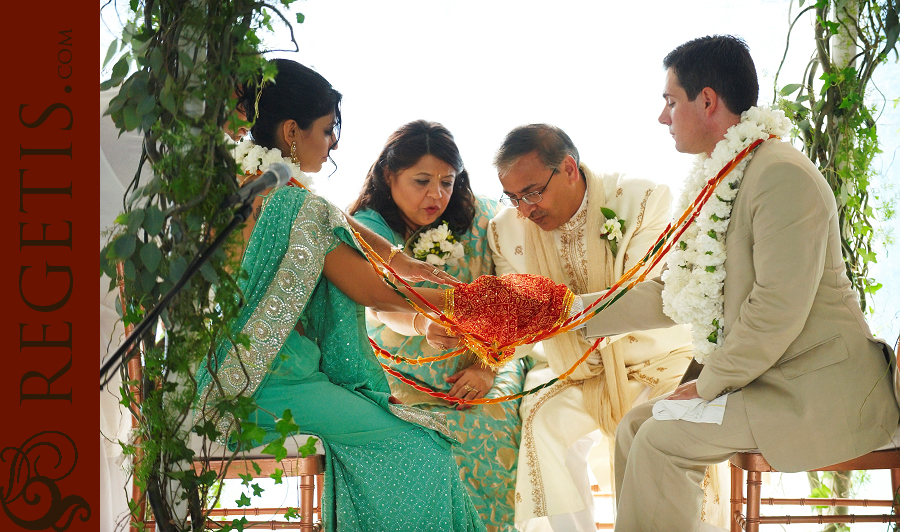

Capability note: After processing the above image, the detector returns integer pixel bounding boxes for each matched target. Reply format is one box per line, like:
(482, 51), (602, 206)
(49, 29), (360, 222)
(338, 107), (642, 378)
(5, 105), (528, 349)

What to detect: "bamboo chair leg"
(745, 471), (762, 532)
(891, 467), (900, 516)
(299, 472), (315, 531)
(730, 463), (745, 532)
(316, 473), (324, 520)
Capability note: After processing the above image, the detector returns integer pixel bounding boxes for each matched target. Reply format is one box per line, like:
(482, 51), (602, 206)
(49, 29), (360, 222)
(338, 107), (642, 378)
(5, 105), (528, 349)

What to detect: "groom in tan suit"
(583, 35), (900, 531)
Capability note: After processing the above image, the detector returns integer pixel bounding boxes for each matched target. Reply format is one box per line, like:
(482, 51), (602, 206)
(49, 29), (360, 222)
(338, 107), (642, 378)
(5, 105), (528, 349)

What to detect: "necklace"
(661, 106), (792, 362)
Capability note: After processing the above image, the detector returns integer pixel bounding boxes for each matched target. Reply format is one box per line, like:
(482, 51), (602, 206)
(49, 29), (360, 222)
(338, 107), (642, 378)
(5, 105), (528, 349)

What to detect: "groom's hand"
(666, 380), (700, 401)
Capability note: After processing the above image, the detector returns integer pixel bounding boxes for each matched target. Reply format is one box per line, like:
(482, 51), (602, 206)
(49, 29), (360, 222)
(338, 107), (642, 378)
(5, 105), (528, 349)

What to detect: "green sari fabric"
(354, 196), (525, 532)
(195, 186), (485, 532)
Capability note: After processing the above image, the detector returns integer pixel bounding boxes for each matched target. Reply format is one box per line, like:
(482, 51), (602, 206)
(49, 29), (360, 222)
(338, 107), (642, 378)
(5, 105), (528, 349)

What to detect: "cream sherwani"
(488, 164), (692, 530)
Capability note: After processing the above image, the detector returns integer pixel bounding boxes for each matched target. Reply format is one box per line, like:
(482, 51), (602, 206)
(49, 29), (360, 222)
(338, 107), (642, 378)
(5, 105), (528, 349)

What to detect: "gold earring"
(290, 142), (297, 164)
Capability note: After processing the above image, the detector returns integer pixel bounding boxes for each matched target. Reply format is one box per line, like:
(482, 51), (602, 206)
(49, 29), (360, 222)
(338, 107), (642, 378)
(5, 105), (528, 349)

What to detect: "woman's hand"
(342, 214), (460, 286)
(323, 243), (446, 313)
(445, 363), (496, 410)
(423, 318), (461, 351)
(391, 252), (462, 286)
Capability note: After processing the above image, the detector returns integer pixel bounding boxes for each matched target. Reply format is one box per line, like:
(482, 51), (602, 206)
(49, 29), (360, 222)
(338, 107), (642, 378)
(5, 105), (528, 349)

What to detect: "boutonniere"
(411, 221), (465, 266)
(599, 207), (625, 256)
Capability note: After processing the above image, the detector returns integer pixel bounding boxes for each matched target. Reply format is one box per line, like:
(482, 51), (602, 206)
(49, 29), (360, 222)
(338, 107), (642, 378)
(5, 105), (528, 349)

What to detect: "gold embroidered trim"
(634, 188), (652, 232)
(521, 379), (576, 516)
(552, 290), (576, 329)
(197, 194), (348, 442)
(389, 403), (456, 442)
(627, 369), (660, 388)
(443, 288), (455, 320)
(557, 206), (589, 293)
(490, 220), (501, 257)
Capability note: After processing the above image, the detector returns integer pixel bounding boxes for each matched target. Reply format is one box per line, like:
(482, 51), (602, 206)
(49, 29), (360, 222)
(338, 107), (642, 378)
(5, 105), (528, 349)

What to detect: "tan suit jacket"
(585, 139), (899, 472)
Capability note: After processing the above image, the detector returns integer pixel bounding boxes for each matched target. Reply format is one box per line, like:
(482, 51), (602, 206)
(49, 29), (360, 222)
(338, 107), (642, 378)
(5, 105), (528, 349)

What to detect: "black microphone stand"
(99, 199), (254, 389)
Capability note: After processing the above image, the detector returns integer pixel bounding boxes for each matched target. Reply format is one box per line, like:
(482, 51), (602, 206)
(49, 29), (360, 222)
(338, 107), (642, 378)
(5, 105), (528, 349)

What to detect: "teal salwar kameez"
(354, 197), (524, 532)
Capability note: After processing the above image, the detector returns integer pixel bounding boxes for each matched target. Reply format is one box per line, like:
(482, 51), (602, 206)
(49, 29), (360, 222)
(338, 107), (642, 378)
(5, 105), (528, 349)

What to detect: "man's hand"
(666, 380), (701, 401)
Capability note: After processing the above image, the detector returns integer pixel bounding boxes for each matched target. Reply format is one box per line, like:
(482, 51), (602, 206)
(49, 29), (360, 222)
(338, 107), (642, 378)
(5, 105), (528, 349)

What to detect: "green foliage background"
(776, 0), (899, 313)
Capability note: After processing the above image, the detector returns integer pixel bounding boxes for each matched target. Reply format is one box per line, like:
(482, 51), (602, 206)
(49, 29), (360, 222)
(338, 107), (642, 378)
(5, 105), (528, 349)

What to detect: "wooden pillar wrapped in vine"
(775, 0), (898, 313)
(775, 1), (898, 529)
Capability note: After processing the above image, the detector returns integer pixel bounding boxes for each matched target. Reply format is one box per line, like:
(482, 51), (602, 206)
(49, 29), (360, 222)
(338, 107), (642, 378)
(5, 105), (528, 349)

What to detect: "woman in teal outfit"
(194, 60), (485, 532)
(349, 121), (526, 532)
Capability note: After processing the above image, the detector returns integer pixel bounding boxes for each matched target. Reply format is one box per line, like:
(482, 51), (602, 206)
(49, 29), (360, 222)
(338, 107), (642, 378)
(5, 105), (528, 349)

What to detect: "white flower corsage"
(411, 221), (464, 266)
(599, 207), (625, 256)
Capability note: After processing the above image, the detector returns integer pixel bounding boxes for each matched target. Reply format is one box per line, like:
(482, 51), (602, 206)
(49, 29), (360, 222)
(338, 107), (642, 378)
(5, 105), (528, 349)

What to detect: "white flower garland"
(411, 221), (464, 266)
(661, 106), (792, 363)
(231, 138), (314, 191)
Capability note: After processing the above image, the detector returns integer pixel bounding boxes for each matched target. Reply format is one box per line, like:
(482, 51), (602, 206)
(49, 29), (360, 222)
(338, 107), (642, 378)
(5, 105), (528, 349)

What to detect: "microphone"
(231, 162), (293, 205)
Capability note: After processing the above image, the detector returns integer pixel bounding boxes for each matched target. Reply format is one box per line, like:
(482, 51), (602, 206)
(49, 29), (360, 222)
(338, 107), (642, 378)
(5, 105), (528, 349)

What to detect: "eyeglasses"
(499, 168), (557, 207)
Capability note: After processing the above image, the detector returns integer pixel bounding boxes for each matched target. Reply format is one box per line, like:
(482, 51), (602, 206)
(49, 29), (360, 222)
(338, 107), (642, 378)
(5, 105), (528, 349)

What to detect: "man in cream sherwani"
(583, 35), (900, 532)
(487, 124), (693, 532)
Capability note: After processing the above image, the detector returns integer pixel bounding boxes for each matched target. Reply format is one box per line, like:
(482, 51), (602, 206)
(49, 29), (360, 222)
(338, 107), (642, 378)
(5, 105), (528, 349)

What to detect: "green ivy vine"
(775, 0), (899, 313)
(99, 1), (311, 530)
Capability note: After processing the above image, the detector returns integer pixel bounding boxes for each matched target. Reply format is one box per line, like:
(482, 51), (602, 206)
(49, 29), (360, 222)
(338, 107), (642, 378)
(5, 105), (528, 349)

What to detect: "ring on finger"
(463, 384), (476, 393)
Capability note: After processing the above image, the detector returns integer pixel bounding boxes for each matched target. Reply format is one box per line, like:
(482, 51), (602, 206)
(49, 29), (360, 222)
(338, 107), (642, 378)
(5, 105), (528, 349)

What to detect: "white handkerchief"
(652, 394), (729, 425)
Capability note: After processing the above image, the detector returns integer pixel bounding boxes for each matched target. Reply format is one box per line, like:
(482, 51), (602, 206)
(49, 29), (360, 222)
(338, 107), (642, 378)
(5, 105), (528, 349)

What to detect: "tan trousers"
(613, 391), (757, 532)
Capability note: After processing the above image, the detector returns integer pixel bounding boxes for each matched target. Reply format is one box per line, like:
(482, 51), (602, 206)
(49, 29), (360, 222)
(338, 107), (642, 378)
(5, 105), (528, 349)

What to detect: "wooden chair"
(137, 445), (325, 531)
(201, 452), (324, 531)
(117, 265), (326, 532)
(729, 447), (900, 531)
(128, 367), (327, 532)
(729, 335), (900, 531)
(143, 438), (326, 531)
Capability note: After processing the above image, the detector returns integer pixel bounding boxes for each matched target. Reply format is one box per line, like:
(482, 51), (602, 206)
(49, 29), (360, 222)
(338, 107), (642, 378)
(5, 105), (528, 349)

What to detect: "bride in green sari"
(194, 59), (485, 532)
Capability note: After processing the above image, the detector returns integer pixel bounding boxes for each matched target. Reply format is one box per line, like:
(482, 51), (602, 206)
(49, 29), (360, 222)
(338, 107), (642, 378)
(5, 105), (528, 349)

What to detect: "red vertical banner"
(5, 1), (98, 531)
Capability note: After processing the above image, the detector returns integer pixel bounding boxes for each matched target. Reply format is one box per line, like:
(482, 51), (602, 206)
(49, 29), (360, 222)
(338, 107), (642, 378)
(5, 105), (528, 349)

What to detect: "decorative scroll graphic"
(0, 431), (91, 530)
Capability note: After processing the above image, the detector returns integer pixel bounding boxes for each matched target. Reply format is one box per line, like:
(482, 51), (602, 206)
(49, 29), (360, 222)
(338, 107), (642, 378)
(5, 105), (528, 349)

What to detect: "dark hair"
(663, 35), (758, 115)
(493, 124), (580, 177)
(348, 120), (476, 237)
(236, 58), (342, 150)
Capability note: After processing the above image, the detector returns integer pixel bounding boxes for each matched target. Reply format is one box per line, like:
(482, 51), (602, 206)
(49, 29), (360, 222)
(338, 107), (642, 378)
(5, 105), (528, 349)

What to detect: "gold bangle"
(412, 314), (424, 336)
(387, 245), (403, 266)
